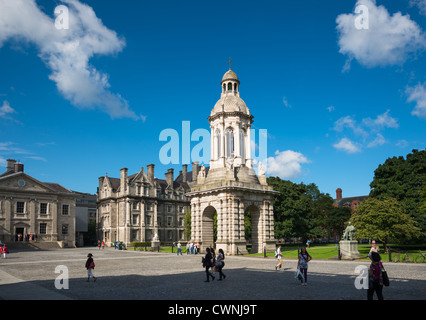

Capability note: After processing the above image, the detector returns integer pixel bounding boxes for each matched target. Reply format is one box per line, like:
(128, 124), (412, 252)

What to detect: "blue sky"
(0, 0), (425, 199)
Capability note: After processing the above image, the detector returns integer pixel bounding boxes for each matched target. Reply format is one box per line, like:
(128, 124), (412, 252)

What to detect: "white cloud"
(282, 96), (291, 108)
(410, 0), (426, 16)
(333, 115), (368, 137)
(396, 139), (409, 148)
(333, 138), (361, 154)
(367, 133), (386, 148)
(327, 105), (335, 112)
(336, 0), (426, 70)
(0, 0), (144, 121)
(0, 100), (16, 119)
(362, 110), (399, 130)
(406, 82), (426, 119)
(265, 150), (309, 179)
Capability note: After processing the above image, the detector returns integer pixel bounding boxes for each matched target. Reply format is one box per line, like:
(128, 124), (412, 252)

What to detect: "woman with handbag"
(85, 253), (97, 282)
(368, 252), (384, 300)
(216, 249), (226, 280)
(203, 248), (215, 282)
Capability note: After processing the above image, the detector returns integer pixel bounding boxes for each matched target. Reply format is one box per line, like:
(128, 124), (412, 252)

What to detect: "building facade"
(333, 188), (369, 213)
(186, 67), (277, 255)
(96, 164), (192, 246)
(0, 159), (77, 247)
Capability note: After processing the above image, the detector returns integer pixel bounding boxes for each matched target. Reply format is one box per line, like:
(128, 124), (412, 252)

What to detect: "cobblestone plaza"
(0, 247), (425, 301)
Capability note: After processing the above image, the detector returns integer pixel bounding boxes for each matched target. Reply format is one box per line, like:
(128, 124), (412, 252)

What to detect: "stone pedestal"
(151, 240), (160, 251)
(339, 240), (362, 260)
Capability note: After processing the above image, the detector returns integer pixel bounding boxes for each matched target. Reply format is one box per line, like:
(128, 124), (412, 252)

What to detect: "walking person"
(177, 241), (182, 255)
(367, 252), (384, 300)
(275, 245), (283, 270)
(85, 253), (97, 282)
(297, 247), (312, 286)
(203, 248), (215, 282)
(369, 240), (379, 259)
(216, 248), (226, 280)
(186, 242), (190, 255)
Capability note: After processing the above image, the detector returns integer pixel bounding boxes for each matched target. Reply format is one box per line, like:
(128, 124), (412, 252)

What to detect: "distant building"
(0, 159), (77, 247)
(96, 164), (193, 246)
(333, 188), (369, 213)
(74, 191), (97, 246)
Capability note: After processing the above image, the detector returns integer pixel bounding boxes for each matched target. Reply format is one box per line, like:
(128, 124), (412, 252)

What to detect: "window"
(215, 129), (221, 160)
(167, 216), (173, 226)
(137, 186), (141, 195)
(167, 230), (173, 240)
(17, 202), (25, 213)
(40, 223), (47, 234)
(146, 215), (152, 225)
(240, 129), (245, 162)
(132, 214), (139, 225)
(62, 224), (68, 235)
(179, 217), (184, 227)
(167, 205), (172, 213)
(40, 203), (48, 215)
(227, 82), (232, 91)
(225, 128), (234, 158)
(133, 202), (138, 210)
(62, 204), (69, 215)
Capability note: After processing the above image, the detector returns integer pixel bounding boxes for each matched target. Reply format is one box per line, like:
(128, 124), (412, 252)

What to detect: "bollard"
(264, 246), (266, 258)
(388, 247), (391, 262)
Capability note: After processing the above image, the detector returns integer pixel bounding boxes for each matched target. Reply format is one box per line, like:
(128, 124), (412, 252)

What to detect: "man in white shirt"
(275, 245), (283, 270)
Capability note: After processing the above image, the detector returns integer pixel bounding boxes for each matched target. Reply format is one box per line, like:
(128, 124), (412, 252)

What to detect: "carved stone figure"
(342, 222), (356, 241)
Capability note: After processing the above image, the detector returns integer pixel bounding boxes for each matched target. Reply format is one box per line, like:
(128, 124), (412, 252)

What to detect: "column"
(140, 200), (145, 242)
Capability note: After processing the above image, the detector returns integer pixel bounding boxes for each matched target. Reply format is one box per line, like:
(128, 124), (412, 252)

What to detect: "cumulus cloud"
(333, 138), (361, 154)
(410, 0), (426, 16)
(0, 0), (144, 120)
(336, 0), (426, 70)
(406, 82), (426, 119)
(265, 150), (309, 179)
(362, 109), (399, 130)
(367, 133), (386, 148)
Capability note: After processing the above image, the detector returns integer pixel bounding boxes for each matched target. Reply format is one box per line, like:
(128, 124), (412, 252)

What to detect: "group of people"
(275, 240), (387, 299)
(203, 247), (226, 282)
(185, 241), (200, 255)
(275, 245), (312, 286)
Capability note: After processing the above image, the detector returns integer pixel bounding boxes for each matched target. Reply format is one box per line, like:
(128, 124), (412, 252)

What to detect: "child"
(297, 247), (312, 286)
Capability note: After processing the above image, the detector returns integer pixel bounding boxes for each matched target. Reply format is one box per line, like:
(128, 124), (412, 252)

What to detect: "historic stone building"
(0, 159), (77, 247)
(96, 164), (192, 245)
(186, 67), (277, 255)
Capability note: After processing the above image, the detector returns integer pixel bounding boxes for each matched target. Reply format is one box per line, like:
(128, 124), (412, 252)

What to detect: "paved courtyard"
(0, 247), (425, 301)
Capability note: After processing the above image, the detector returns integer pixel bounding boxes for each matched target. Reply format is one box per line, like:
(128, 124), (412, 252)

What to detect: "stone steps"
(3, 241), (61, 251)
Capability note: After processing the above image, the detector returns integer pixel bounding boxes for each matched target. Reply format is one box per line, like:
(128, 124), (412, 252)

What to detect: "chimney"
(182, 164), (187, 183)
(147, 164), (155, 182)
(14, 161), (24, 173)
(6, 159), (16, 172)
(192, 161), (199, 183)
(165, 168), (174, 186)
(120, 167), (128, 193)
(336, 188), (342, 201)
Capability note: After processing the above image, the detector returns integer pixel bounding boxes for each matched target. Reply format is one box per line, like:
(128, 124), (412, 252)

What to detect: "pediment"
(0, 173), (60, 194)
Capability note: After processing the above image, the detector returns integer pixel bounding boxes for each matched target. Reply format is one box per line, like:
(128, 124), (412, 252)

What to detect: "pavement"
(0, 247), (425, 301)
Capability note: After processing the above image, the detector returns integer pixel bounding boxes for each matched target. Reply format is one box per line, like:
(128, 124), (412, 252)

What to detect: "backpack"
(274, 250), (278, 258)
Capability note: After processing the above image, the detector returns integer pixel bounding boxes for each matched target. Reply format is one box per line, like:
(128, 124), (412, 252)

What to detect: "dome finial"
(228, 57), (232, 70)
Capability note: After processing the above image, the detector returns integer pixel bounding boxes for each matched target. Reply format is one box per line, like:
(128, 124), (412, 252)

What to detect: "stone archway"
(201, 205), (216, 250)
(245, 204), (262, 253)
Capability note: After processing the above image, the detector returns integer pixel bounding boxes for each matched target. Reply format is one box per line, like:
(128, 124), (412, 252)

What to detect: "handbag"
(381, 268), (389, 286)
(88, 261), (95, 269)
(295, 269), (303, 281)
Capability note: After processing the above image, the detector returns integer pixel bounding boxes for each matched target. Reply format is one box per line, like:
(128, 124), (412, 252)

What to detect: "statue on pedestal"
(342, 222), (356, 241)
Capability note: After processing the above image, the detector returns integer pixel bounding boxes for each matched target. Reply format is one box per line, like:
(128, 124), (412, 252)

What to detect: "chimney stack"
(6, 159), (16, 172)
(182, 164), (187, 183)
(147, 164), (155, 182)
(192, 161), (199, 183)
(14, 161), (24, 173)
(120, 167), (128, 194)
(165, 168), (174, 186)
(336, 188), (342, 201)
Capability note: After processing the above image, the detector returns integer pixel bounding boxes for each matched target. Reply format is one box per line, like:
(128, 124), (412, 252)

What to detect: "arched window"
(240, 129), (245, 162)
(222, 84), (226, 92)
(215, 129), (221, 160)
(227, 82), (232, 91)
(234, 83), (237, 91)
(225, 128), (234, 159)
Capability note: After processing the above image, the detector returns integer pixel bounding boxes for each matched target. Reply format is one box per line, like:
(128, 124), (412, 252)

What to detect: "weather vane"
(228, 58), (232, 70)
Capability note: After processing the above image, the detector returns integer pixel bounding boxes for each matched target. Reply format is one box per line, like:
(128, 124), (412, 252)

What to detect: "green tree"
(351, 198), (421, 251)
(369, 149), (426, 235)
(183, 209), (191, 240)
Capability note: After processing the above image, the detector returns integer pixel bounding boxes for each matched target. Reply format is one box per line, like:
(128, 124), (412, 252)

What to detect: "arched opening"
(245, 205), (262, 253)
(227, 82), (232, 91)
(201, 206), (217, 251)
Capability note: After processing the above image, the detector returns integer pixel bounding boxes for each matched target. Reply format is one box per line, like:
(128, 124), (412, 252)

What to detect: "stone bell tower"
(186, 64), (277, 255)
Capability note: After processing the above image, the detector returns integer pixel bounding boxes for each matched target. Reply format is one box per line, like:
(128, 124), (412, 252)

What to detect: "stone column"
(140, 200), (145, 242)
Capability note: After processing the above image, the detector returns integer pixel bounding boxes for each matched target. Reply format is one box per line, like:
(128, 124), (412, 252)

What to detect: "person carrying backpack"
(275, 245), (283, 271)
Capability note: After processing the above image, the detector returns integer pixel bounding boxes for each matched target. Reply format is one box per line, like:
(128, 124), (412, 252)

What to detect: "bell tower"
(186, 64), (277, 255)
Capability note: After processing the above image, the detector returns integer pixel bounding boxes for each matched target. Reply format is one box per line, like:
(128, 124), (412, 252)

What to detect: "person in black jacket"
(203, 248), (215, 282)
(85, 253), (97, 282)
